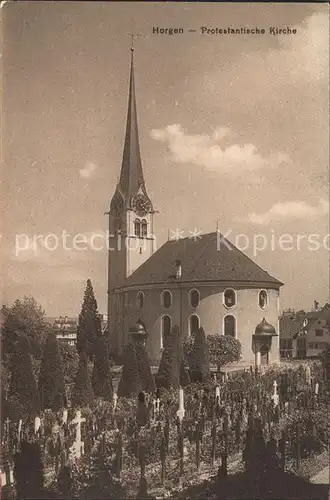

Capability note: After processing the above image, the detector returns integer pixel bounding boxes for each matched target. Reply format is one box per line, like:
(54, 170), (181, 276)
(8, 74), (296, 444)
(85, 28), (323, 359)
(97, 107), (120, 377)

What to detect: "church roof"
(123, 232), (283, 288)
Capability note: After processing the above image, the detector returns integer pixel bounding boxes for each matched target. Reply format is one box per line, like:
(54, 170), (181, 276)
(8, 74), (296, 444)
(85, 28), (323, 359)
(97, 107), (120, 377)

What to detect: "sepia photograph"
(1, 2), (329, 499)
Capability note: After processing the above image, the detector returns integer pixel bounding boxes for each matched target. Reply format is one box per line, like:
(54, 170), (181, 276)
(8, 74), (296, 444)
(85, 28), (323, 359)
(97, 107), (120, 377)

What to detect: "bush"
(207, 335), (242, 369)
(8, 335), (39, 419)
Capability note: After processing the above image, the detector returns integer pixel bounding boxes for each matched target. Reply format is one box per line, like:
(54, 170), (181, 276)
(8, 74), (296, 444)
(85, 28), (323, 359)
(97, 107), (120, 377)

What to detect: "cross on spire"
(128, 33), (142, 51)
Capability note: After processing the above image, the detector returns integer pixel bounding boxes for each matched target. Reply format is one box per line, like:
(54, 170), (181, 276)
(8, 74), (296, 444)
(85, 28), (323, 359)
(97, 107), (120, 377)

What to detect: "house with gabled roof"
(291, 303), (330, 358)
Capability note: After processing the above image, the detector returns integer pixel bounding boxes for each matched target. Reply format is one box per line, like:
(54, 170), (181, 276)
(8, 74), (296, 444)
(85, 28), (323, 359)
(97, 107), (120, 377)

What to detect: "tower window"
(258, 290), (268, 310)
(189, 314), (200, 336)
(141, 219), (148, 237)
(161, 315), (172, 349)
(224, 315), (236, 338)
(137, 291), (144, 310)
(189, 289), (200, 308)
(224, 289), (236, 308)
(134, 218), (141, 237)
(161, 290), (172, 309)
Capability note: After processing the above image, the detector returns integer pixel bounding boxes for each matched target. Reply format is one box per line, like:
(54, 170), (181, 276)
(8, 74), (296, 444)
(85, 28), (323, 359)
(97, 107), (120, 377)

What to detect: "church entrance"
(260, 345), (269, 365)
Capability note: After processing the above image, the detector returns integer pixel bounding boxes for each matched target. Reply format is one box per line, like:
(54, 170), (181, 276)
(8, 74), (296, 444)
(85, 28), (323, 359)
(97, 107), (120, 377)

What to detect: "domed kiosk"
(129, 320), (148, 347)
(252, 318), (278, 367)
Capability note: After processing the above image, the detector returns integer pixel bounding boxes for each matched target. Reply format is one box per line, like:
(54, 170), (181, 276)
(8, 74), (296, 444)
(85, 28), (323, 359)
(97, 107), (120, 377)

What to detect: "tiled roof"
(123, 232), (283, 288)
(280, 304), (330, 339)
(280, 315), (305, 339)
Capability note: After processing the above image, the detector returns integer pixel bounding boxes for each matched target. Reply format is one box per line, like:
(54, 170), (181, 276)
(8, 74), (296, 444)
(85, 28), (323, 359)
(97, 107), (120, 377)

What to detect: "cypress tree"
(189, 327), (210, 383)
(157, 325), (181, 389)
(135, 341), (156, 394)
(71, 351), (94, 408)
(180, 356), (191, 387)
(38, 331), (66, 412)
(8, 335), (39, 419)
(117, 342), (141, 398)
(92, 337), (113, 400)
(76, 279), (102, 359)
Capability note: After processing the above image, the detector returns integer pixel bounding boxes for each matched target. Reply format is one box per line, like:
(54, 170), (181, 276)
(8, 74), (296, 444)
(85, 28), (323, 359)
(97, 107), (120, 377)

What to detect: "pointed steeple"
(118, 47), (146, 204)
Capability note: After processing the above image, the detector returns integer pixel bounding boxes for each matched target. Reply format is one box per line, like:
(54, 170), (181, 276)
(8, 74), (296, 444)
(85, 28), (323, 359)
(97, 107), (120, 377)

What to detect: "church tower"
(107, 46), (155, 356)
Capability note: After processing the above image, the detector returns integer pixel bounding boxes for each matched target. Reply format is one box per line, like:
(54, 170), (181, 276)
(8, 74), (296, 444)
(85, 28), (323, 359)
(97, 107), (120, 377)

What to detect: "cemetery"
(1, 295), (330, 500)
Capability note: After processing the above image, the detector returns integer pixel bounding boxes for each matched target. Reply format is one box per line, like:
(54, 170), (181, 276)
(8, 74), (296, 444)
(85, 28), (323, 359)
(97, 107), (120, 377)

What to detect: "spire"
(118, 45), (146, 203)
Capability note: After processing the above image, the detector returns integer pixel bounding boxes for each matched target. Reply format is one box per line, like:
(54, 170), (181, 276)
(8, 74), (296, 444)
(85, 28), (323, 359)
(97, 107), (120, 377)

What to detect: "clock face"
(131, 194), (151, 216)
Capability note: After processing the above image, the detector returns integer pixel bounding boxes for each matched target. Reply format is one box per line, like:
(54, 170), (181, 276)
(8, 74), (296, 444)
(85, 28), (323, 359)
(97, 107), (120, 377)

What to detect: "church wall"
(120, 284), (281, 365)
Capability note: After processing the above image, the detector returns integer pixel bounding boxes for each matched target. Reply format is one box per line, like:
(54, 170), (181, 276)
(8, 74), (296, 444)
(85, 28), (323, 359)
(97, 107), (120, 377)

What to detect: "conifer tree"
(8, 335), (39, 419)
(189, 327), (210, 383)
(72, 351), (94, 408)
(157, 325), (181, 389)
(38, 331), (66, 411)
(180, 356), (191, 387)
(76, 279), (102, 359)
(135, 341), (156, 394)
(117, 342), (141, 398)
(92, 337), (113, 400)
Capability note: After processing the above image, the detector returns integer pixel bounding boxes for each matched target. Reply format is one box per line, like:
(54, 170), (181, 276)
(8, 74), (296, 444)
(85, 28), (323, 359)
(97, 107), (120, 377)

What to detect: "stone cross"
(315, 382), (319, 395)
(70, 410), (86, 459)
(305, 365), (312, 386)
(271, 380), (279, 407)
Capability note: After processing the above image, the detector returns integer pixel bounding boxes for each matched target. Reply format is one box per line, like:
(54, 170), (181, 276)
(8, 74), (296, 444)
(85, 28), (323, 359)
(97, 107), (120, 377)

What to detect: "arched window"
(189, 314), (200, 336)
(161, 315), (172, 349)
(224, 315), (236, 337)
(141, 219), (148, 237)
(137, 291), (144, 310)
(224, 289), (236, 308)
(161, 290), (172, 309)
(258, 290), (268, 310)
(189, 289), (200, 308)
(134, 218), (141, 237)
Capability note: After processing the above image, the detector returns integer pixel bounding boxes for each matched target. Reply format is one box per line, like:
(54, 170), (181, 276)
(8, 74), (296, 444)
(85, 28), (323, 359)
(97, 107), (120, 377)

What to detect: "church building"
(107, 47), (283, 366)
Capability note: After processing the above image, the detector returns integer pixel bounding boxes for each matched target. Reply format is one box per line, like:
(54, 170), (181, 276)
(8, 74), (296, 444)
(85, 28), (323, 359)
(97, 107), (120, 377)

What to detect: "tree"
(117, 342), (141, 398)
(38, 331), (66, 411)
(156, 325), (181, 389)
(72, 351), (94, 408)
(134, 341), (156, 394)
(8, 335), (39, 419)
(92, 337), (113, 400)
(189, 327), (210, 383)
(76, 279), (102, 359)
(58, 342), (79, 387)
(207, 335), (241, 371)
(2, 297), (49, 360)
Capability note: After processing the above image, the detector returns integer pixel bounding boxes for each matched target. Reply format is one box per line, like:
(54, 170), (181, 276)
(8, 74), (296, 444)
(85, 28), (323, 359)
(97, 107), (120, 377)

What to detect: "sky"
(1, 2), (329, 316)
